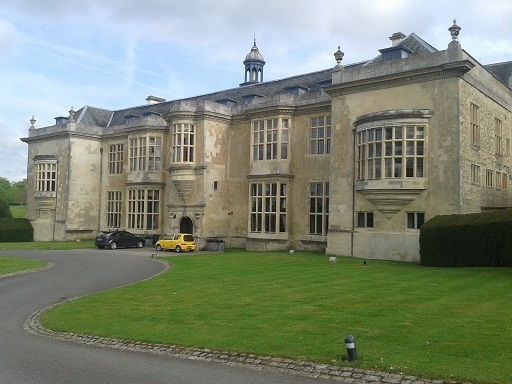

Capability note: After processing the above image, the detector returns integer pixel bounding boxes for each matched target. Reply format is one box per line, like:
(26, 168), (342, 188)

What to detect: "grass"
(0, 256), (47, 275)
(41, 250), (512, 384)
(9, 205), (26, 218)
(0, 240), (95, 250)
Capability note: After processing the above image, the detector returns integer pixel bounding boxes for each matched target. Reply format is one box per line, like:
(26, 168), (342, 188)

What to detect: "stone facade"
(21, 24), (512, 261)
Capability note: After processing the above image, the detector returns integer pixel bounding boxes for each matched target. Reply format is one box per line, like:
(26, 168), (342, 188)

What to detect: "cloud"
(0, 19), (22, 54)
(1, 0), (512, 183)
(0, 118), (28, 182)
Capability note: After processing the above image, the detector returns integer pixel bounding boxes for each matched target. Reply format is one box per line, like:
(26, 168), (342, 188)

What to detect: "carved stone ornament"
(334, 46), (344, 66)
(448, 19), (461, 41)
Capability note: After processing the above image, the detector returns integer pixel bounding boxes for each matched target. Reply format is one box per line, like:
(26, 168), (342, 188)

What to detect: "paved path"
(0, 249), (454, 383)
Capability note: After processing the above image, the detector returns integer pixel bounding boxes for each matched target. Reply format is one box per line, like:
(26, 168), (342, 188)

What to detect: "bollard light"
(344, 335), (357, 362)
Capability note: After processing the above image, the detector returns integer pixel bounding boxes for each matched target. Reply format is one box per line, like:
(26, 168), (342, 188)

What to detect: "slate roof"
(75, 105), (114, 127)
(78, 66), (351, 128)
(485, 61), (512, 87)
(73, 33), (511, 129)
(364, 33), (438, 66)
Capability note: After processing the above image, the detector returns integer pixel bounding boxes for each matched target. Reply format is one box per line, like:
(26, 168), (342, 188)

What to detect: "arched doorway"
(180, 216), (194, 234)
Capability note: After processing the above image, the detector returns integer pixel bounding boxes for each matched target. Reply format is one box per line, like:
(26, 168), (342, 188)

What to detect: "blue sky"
(1, 0), (511, 182)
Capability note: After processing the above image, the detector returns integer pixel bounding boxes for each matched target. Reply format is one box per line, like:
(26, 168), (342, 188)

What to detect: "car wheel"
(97, 246), (105, 249)
(175, 245), (182, 253)
(110, 242), (117, 250)
(156, 244), (162, 252)
(137, 241), (144, 248)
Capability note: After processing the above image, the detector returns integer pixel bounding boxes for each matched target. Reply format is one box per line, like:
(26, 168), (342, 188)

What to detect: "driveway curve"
(0, 249), (332, 384)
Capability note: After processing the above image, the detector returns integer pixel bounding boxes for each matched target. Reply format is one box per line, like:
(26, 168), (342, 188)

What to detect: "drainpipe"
(53, 160), (59, 241)
(456, 85), (462, 214)
(98, 147), (103, 232)
(351, 125), (356, 257)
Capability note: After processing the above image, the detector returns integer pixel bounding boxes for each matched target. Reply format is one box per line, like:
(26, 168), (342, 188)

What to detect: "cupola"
(240, 38), (265, 86)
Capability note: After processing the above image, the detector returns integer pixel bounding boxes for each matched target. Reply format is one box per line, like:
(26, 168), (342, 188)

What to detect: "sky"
(1, 0), (511, 182)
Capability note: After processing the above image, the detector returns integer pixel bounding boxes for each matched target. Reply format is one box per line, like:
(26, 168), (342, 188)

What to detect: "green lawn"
(0, 256), (47, 275)
(9, 205), (26, 218)
(0, 240), (95, 250)
(40, 250), (512, 383)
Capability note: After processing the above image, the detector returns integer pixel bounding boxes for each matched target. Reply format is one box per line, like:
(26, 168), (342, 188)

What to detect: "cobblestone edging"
(0, 261), (55, 279)
(24, 309), (472, 384)
(22, 256), (471, 384)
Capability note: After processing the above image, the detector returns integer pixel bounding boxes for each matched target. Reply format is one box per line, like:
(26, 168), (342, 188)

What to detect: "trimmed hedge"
(0, 198), (12, 218)
(0, 218), (33, 242)
(419, 209), (512, 267)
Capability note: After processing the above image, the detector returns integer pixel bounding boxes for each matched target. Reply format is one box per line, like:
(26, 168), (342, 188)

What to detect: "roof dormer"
(284, 85), (308, 96)
(379, 32), (412, 62)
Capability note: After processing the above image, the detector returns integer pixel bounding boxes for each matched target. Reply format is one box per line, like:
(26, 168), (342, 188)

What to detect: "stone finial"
(29, 116), (36, 129)
(448, 19), (461, 41)
(68, 107), (75, 123)
(334, 46), (344, 66)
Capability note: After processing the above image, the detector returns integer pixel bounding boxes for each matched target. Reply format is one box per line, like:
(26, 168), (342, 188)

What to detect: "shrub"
(0, 218), (33, 242)
(0, 197), (13, 218)
(420, 209), (512, 267)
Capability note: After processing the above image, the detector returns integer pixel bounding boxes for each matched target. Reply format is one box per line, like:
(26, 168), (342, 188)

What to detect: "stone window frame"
(251, 117), (289, 161)
(107, 191), (123, 228)
(108, 143), (124, 174)
(127, 188), (160, 230)
(486, 169), (494, 188)
(249, 181), (287, 234)
(496, 171), (503, 190)
(470, 164), (481, 185)
(310, 115), (331, 155)
(354, 109), (432, 181)
(356, 211), (374, 229)
(470, 103), (480, 148)
(129, 135), (163, 171)
(406, 212), (425, 230)
(172, 123), (195, 164)
(494, 171), (508, 191)
(34, 159), (57, 192)
(495, 117), (503, 156)
(356, 123), (426, 181)
(309, 182), (329, 236)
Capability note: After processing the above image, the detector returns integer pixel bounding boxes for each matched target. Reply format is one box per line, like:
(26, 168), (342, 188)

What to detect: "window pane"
(357, 213), (365, 227)
(407, 213), (415, 229)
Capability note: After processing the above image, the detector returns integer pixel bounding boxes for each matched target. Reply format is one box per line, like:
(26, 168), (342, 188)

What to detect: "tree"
(11, 180), (27, 205)
(0, 177), (10, 202)
(0, 177), (27, 205)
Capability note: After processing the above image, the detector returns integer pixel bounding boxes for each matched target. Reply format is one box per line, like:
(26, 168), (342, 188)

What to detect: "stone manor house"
(21, 21), (512, 262)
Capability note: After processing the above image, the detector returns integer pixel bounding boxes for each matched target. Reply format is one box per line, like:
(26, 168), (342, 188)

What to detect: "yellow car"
(155, 233), (196, 253)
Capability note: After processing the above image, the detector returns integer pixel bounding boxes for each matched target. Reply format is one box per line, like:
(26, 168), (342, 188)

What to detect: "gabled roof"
(363, 33), (438, 66)
(75, 106), (114, 127)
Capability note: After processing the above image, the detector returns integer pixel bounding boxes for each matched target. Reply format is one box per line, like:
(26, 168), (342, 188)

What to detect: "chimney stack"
(389, 32), (406, 46)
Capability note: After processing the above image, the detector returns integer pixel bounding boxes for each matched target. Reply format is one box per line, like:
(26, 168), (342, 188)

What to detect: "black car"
(95, 230), (145, 250)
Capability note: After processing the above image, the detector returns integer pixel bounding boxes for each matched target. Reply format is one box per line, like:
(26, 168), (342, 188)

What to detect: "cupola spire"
(240, 36), (265, 86)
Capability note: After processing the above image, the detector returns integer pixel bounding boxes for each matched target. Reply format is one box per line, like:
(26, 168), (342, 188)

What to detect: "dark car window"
(183, 235), (194, 242)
